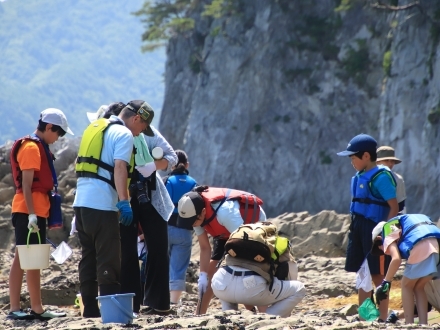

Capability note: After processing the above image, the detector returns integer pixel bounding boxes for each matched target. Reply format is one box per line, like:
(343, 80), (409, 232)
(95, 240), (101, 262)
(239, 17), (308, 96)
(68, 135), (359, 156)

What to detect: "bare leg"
(372, 274), (388, 321)
(414, 276), (432, 325)
(9, 250), (24, 311)
(26, 269), (44, 313)
(170, 291), (182, 304)
(401, 276), (417, 324)
(257, 305), (268, 313)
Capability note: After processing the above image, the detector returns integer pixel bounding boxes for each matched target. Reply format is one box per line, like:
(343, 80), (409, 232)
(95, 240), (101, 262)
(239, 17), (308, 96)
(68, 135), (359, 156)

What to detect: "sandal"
(30, 310), (67, 321)
(6, 309), (35, 320)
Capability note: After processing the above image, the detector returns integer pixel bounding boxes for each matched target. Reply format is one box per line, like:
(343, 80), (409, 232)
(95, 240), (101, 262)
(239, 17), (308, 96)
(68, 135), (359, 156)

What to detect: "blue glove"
(116, 200), (133, 226)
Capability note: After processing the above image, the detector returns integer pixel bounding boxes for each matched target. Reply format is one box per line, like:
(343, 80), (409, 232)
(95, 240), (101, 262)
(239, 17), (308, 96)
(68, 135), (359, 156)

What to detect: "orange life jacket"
(200, 187), (263, 239)
(10, 136), (54, 194)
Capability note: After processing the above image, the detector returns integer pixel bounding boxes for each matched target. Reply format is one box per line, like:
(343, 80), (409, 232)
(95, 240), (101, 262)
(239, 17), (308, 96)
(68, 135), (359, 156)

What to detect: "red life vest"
(10, 136), (54, 194)
(200, 187), (263, 239)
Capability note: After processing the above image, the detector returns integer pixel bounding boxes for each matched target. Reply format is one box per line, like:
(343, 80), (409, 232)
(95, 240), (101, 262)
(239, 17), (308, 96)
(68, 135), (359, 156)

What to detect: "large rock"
(159, 0), (440, 220)
(0, 186), (15, 205)
(270, 210), (350, 258)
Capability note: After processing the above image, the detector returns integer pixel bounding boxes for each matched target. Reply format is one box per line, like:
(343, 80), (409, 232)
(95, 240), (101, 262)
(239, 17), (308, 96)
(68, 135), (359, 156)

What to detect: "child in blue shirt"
(337, 133), (399, 322)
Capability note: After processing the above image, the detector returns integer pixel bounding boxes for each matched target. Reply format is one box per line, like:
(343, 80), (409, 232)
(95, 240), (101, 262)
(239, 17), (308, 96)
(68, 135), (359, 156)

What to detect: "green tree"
(134, 0), (195, 51)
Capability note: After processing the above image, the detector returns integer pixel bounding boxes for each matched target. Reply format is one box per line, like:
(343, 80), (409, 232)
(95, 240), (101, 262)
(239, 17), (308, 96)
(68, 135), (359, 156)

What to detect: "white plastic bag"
(51, 241), (73, 264)
(356, 258), (374, 292)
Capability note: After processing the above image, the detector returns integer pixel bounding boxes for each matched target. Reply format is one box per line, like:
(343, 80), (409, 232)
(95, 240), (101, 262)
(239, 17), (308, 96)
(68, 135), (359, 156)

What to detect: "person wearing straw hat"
(8, 108), (73, 320)
(376, 146), (406, 213)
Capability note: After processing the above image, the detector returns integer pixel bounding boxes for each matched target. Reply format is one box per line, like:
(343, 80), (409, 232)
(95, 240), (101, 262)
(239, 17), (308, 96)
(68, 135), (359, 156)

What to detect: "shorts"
(211, 238), (227, 261)
(345, 214), (390, 275)
(404, 253), (439, 279)
(12, 212), (47, 246)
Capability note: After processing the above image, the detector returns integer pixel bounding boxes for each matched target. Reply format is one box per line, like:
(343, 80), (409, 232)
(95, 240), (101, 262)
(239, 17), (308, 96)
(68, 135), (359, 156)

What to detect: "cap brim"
(377, 157), (402, 164)
(87, 112), (98, 123)
(65, 127), (74, 135)
(143, 126), (154, 137)
(337, 150), (357, 156)
(176, 215), (197, 227)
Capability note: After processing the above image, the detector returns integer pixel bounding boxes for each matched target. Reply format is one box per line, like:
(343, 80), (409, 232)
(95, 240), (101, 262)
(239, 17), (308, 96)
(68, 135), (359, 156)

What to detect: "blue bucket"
(96, 293), (135, 324)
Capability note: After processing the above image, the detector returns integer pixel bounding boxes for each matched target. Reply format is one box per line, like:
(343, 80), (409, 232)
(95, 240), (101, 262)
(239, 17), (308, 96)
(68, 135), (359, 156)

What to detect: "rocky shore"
(0, 139), (439, 329)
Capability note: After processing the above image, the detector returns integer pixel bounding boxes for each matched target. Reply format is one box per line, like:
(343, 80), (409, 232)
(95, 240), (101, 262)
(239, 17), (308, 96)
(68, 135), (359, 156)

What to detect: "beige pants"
(211, 266), (306, 318)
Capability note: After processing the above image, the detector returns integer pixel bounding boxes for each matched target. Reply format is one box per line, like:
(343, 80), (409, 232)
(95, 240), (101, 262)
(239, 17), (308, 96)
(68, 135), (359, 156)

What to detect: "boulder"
(0, 186), (15, 205)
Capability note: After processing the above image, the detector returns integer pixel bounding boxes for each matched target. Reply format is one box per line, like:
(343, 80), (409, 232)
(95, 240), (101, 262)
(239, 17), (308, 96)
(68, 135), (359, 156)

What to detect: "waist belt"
(223, 266), (259, 277)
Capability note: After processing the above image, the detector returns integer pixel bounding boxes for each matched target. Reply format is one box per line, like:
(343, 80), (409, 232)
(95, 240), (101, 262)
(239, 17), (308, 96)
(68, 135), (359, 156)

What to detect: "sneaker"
(6, 310), (35, 320)
(386, 311), (399, 324)
(30, 310), (67, 321)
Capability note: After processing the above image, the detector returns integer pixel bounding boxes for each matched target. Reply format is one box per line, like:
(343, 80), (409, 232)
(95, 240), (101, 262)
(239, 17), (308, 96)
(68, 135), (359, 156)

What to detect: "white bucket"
(16, 230), (51, 270)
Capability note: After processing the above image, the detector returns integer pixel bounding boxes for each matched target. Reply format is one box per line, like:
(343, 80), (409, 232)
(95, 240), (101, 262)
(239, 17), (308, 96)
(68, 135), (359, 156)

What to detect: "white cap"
(87, 105), (108, 123)
(40, 108), (74, 135)
(371, 221), (386, 242)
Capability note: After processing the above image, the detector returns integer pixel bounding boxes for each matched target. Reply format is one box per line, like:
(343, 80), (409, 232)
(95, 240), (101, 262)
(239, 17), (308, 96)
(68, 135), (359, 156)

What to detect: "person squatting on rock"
(337, 134), (399, 321)
(8, 108), (73, 320)
(371, 214), (440, 324)
(376, 146), (406, 213)
(73, 102), (149, 317)
(127, 100), (177, 315)
(163, 150), (197, 305)
(177, 186), (267, 314)
(212, 222), (306, 318)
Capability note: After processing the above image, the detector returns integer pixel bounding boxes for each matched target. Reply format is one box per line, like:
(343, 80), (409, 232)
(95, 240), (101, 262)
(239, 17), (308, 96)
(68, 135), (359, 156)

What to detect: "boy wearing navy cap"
(337, 134), (399, 321)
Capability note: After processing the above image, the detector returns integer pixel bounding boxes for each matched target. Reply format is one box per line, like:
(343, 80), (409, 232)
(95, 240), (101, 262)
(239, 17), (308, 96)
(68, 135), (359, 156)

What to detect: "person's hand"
(198, 272), (208, 298)
(375, 280), (391, 304)
(116, 200), (133, 226)
(135, 163), (156, 178)
(28, 214), (39, 233)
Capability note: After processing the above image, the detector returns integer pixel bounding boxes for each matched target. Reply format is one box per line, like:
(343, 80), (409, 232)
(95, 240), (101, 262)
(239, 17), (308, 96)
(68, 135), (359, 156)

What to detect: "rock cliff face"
(159, 0), (440, 218)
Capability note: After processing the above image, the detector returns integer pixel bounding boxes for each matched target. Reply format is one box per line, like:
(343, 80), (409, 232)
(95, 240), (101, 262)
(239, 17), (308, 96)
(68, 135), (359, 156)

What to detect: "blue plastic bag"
(48, 191), (63, 229)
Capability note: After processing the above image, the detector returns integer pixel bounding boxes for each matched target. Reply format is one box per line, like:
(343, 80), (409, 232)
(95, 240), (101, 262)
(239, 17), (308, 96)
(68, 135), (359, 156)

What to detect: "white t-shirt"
(73, 116), (134, 211)
(194, 200), (267, 236)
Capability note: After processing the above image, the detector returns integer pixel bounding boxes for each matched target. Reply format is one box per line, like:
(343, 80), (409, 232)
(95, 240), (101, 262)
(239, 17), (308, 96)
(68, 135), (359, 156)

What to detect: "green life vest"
(76, 118), (134, 189)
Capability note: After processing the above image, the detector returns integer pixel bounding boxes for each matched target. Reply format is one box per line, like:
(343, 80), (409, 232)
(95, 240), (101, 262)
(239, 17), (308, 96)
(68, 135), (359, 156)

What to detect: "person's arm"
(154, 158), (169, 171)
(198, 231), (212, 273)
(216, 200), (244, 233)
(21, 169), (36, 214)
(386, 198), (399, 220)
(114, 159), (129, 201)
(146, 127), (177, 171)
(384, 242), (401, 282)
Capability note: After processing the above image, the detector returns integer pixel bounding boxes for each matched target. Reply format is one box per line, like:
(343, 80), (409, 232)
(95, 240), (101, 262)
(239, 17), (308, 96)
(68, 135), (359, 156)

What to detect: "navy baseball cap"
(337, 134), (377, 156)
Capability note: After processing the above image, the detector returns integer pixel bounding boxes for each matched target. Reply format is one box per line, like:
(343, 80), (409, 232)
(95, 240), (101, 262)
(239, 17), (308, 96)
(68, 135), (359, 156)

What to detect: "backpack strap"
(201, 189), (232, 227)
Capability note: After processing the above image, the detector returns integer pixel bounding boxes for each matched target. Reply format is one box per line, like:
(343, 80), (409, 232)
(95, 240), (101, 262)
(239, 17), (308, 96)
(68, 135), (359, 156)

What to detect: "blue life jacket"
(165, 174), (197, 214)
(350, 165), (396, 223)
(382, 214), (440, 259)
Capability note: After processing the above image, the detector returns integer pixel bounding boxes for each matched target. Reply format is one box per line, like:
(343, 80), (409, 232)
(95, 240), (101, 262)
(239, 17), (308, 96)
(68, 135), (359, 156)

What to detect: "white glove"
(28, 214), (39, 233)
(198, 272), (208, 298)
(70, 216), (78, 236)
(135, 162), (156, 178)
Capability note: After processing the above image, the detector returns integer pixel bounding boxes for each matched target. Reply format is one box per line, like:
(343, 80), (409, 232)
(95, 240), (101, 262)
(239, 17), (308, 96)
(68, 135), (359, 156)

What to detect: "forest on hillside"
(0, 0), (165, 143)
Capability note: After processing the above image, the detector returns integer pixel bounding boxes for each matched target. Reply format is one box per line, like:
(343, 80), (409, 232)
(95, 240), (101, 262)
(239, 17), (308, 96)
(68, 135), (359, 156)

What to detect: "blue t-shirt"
(369, 168), (396, 201)
(73, 116), (134, 211)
